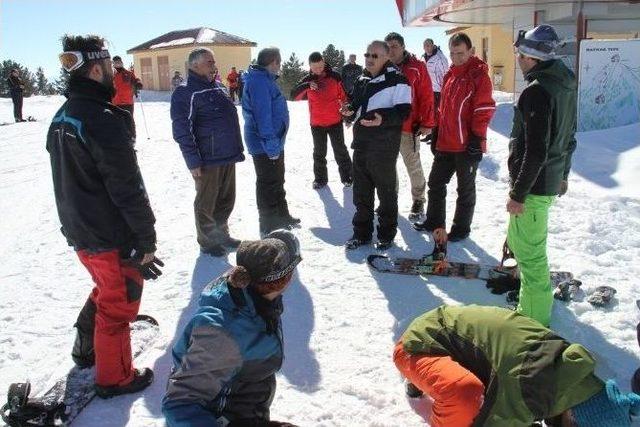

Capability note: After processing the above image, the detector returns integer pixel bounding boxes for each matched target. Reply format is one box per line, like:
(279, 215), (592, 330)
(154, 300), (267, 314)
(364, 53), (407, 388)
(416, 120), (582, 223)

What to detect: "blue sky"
(1, 0), (450, 80)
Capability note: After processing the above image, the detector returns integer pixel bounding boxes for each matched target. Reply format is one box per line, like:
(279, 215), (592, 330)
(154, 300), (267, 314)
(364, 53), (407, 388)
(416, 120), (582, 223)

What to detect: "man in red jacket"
(385, 32), (435, 220)
(227, 66), (240, 103)
(414, 33), (495, 241)
(112, 56), (143, 137)
(291, 52), (352, 189)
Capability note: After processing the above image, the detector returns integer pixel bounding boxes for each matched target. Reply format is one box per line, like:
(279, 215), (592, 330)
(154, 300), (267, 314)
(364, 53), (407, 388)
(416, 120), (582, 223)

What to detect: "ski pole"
(137, 91), (151, 140)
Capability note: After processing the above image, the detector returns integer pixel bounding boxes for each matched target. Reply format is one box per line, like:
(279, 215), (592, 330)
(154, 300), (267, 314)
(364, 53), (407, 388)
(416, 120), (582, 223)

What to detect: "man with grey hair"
(341, 41), (412, 250)
(242, 47), (299, 236)
(171, 47), (245, 257)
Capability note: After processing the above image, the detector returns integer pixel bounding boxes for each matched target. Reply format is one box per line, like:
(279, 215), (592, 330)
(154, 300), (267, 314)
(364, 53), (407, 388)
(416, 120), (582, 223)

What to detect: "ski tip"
(134, 314), (159, 326)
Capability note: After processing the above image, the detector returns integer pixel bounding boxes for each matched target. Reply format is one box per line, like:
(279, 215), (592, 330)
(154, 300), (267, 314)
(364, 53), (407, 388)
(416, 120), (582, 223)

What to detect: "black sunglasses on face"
(364, 53), (379, 59)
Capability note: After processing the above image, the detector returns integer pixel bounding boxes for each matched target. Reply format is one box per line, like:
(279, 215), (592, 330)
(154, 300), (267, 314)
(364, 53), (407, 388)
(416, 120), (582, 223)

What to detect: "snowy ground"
(1, 94), (640, 426)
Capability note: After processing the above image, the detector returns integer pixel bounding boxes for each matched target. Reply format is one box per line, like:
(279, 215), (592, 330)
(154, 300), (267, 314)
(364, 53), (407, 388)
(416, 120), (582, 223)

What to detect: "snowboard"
(367, 254), (573, 285)
(1, 315), (159, 426)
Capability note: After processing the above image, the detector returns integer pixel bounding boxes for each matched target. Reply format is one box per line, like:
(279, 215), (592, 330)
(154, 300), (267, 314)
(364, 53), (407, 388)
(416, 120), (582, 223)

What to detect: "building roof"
(127, 27), (257, 53)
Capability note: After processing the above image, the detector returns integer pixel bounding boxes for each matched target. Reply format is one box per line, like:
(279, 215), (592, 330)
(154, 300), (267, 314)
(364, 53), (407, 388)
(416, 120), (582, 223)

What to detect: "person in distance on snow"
(111, 55), (142, 138)
(413, 32), (496, 242)
(341, 40), (411, 251)
(385, 32), (435, 221)
(7, 68), (26, 122)
(171, 71), (184, 91)
(421, 38), (449, 143)
(171, 47), (245, 258)
(341, 54), (363, 97)
(242, 47), (300, 236)
(48, 34), (162, 398)
(291, 51), (353, 189)
(395, 304), (640, 427)
(227, 66), (240, 103)
(506, 24), (578, 327)
(162, 230), (301, 427)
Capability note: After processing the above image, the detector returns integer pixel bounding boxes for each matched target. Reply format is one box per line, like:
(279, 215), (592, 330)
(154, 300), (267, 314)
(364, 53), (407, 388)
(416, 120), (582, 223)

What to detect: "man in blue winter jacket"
(241, 47), (299, 236)
(171, 48), (245, 257)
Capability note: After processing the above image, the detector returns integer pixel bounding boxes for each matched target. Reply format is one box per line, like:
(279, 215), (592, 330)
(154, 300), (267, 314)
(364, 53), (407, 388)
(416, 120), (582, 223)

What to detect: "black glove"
(466, 134), (484, 161)
(126, 251), (164, 280)
(486, 275), (520, 294)
(139, 256), (164, 280)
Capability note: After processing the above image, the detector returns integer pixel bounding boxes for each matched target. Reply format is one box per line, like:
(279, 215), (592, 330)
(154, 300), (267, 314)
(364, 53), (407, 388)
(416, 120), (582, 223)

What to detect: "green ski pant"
(507, 195), (555, 327)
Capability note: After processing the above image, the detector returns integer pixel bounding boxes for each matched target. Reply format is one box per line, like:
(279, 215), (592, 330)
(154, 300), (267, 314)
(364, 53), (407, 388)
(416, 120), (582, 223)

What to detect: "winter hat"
(572, 379), (640, 426)
(229, 229), (301, 294)
(514, 24), (560, 61)
(112, 55), (122, 62)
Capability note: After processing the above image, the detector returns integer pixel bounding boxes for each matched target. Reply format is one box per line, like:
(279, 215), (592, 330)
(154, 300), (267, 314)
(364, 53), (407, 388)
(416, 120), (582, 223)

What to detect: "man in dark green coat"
(394, 305), (640, 426)
(506, 25), (578, 326)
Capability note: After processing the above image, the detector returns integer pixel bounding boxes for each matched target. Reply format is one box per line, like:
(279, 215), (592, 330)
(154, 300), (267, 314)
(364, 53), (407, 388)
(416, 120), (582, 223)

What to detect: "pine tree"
(53, 67), (70, 94)
(35, 67), (49, 95)
(322, 44), (346, 72)
(278, 53), (306, 100)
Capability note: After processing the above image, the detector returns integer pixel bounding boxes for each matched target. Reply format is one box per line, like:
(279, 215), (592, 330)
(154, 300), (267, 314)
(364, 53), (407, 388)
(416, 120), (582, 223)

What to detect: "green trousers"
(507, 195), (555, 327)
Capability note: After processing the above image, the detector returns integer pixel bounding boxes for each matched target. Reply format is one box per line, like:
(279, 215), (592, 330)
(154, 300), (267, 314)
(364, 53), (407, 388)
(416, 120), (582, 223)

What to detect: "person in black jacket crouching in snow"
(341, 41), (411, 250)
(48, 34), (162, 398)
(163, 229), (301, 427)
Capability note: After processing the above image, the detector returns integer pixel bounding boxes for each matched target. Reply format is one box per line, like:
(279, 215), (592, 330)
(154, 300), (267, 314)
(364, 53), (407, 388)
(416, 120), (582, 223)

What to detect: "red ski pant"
(393, 343), (485, 427)
(77, 250), (143, 387)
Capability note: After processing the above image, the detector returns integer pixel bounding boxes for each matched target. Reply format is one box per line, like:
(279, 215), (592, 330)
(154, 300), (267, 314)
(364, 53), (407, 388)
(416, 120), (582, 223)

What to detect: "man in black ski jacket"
(341, 54), (363, 98)
(341, 41), (411, 250)
(47, 34), (161, 398)
(7, 69), (25, 122)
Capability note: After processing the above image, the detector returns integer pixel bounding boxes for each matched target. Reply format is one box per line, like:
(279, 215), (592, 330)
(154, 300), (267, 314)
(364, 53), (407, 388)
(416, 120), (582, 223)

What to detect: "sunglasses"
(364, 53), (379, 59)
(59, 50), (111, 72)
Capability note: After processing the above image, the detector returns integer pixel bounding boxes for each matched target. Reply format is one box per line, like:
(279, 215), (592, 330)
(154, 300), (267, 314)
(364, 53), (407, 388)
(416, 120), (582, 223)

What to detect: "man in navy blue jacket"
(171, 48), (245, 257)
(242, 47), (299, 236)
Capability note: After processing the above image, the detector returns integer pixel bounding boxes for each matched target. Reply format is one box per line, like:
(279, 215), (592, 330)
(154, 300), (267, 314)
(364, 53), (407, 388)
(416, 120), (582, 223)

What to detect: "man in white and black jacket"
(341, 41), (411, 250)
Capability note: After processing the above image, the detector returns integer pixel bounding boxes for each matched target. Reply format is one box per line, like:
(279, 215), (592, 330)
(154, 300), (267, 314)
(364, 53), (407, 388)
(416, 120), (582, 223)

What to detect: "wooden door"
(157, 56), (170, 91)
(140, 57), (153, 89)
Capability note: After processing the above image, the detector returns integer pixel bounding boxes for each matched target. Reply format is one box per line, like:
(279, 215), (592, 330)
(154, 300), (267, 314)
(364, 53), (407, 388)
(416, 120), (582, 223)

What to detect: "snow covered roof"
(127, 27), (256, 53)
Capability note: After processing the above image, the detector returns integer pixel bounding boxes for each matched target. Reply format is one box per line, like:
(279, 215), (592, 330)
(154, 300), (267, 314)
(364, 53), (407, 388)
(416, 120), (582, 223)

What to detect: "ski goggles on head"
(258, 229), (302, 283)
(59, 49), (111, 72)
(513, 30), (554, 54)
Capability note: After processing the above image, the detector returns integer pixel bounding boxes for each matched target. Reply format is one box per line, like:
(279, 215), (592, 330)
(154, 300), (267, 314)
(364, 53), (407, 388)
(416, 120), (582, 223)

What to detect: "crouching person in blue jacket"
(162, 230), (302, 427)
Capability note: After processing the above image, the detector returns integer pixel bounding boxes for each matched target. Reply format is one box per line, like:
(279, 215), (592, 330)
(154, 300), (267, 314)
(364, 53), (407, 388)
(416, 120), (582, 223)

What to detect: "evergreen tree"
(277, 53), (306, 100)
(35, 67), (49, 95)
(53, 67), (70, 94)
(0, 60), (36, 97)
(322, 44), (346, 72)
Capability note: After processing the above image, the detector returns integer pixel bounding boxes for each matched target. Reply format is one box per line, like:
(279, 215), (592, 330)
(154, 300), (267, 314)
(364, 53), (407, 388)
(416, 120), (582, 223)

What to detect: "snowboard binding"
(1, 382), (64, 426)
(420, 228), (448, 273)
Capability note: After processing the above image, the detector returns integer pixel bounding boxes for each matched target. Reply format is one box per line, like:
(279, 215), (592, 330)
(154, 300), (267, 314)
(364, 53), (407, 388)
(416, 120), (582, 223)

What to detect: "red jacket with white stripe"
(398, 52), (436, 134)
(436, 56), (495, 153)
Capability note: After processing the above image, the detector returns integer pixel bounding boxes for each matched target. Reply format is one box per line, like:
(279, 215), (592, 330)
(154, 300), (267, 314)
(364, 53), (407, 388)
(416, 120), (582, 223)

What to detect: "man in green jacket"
(506, 25), (577, 326)
(394, 305), (640, 426)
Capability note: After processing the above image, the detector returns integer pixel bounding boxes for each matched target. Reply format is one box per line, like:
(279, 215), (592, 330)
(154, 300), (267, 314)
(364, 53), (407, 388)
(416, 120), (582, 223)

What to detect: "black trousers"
(11, 92), (23, 121)
(252, 153), (291, 234)
(426, 151), (480, 234)
(311, 123), (352, 183)
(229, 87), (239, 103)
(352, 149), (398, 242)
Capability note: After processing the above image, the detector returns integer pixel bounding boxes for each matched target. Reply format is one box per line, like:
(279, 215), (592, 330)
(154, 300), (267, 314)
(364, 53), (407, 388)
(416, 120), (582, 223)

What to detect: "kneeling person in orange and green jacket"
(394, 305), (640, 427)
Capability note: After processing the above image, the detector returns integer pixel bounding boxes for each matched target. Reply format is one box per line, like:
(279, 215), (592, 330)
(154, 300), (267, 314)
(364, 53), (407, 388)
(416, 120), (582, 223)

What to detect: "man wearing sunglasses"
(48, 35), (161, 398)
(507, 24), (577, 327)
(341, 41), (411, 250)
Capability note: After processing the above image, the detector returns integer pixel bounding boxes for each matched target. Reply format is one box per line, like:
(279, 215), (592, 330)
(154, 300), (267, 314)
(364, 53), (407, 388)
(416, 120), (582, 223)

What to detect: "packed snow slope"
(1, 94), (639, 426)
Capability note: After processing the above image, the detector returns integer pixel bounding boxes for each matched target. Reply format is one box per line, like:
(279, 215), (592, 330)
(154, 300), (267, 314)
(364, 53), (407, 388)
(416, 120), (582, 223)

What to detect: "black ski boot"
(94, 368), (154, 399)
